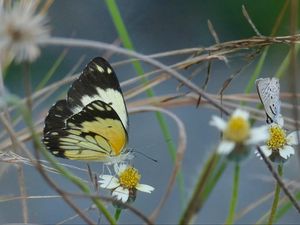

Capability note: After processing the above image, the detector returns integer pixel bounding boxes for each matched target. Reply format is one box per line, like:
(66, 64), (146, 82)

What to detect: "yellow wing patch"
(81, 118), (127, 156)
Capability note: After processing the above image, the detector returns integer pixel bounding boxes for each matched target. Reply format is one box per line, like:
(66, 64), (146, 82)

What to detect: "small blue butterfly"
(256, 77), (283, 125)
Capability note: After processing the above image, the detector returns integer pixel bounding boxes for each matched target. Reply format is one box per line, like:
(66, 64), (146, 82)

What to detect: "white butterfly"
(256, 77), (283, 126)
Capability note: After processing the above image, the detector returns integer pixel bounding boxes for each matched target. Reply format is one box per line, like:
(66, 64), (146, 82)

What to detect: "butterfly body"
(256, 77), (283, 125)
(43, 57), (129, 163)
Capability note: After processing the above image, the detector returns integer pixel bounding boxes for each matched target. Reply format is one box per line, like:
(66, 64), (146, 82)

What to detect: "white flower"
(210, 109), (269, 155)
(256, 121), (299, 163)
(98, 164), (154, 203)
(0, 0), (50, 63)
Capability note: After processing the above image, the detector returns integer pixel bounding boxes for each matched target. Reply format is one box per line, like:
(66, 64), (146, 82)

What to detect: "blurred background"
(1, 0), (299, 224)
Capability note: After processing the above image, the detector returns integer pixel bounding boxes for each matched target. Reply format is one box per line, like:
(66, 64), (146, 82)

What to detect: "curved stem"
(43, 37), (230, 115)
(268, 164), (283, 225)
(225, 163), (240, 225)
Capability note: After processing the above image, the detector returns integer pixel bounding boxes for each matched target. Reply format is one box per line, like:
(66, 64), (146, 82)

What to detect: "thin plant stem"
(16, 164), (29, 223)
(17, 101), (117, 225)
(179, 152), (219, 225)
(274, 191), (300, 222)
(268, 164), (283, 225)
(0, 63), (30, 224)
(129, 106), (186, 222)
(114, 208), (122, 221)
(36, 48), (68, 91)
(289, 0), (300, 166)
(256, 146), (300, 213)
(244, 48), (268, 94)
(202, 159), (228, 201)
(23, 62), (33, 112)
(67, 191), (154, 225)
(34, 157), (96, 225)
(225, 162), (240, 225)
(19, 62), (33, 223)
(37, 139), (117, 224)
(104, 0), (186, 204)
(42, 36), (237, 114)
(244, 0), (290, 95)
(254, 172), (292, 224)
(274, 45), (300, 79)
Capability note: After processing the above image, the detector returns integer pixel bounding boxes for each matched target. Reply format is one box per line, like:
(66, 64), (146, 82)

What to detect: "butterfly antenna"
(131, 149), (158, 163)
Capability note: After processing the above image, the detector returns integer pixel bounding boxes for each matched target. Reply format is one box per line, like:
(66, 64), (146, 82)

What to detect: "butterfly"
(43, 57), (130, 163)
(255, 77), (283, 125)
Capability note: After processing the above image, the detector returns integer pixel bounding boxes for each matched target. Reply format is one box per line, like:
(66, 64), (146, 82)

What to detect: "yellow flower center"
(224, 116), (250, 142)
(118, 166), (141, 189)
(267, 125), (287, 150)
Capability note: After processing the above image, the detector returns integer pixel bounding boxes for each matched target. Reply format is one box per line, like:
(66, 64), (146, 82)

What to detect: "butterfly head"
(105, 148), (134, 165)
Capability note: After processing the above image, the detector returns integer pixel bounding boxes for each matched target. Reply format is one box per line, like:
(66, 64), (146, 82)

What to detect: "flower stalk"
(225, 163), (240, 225)
(114, 208), (122, 221)
(268, 164), (283, 225)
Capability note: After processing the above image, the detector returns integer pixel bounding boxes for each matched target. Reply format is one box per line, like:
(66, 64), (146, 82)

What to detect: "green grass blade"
(36, 49), (68, 91)
(179, 152), (220, 224)
(225, 163), (240, 225)
(104, 0), (185, 203)
(268, 164), (283, 225)
(275, 45), (300, 79)
(275, 191), (300, 222)
(244, 0), (289, 94)
(244, 48), (269, 94)
(8, 95), (116, 225)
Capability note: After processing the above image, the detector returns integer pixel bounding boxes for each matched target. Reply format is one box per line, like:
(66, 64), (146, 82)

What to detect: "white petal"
(112, 187), (129, 203)
(258, 145), (272, 157)
(114, 163), (128, 175)
(247, 125), (269, 144)
(287, 131), (300, 145)
(254, 150), (262, 159)
(209, 116), (227, 131)
(279, 146), (295, 159)
(217, 140), (235, 154)
(232, 109), (249, 120)
(98, 175), (119, 189)
(136, 184), (155, 193)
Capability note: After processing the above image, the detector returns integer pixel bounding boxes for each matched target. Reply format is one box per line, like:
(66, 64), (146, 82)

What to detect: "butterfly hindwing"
(43, 57), (128, 161)
(67, 100), (128, 155)
(43, 100), (127, 160)
(43, 100), (73, 134)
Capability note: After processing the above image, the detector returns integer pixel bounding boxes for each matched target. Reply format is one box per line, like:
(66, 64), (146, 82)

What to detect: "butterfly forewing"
(256, 77), (281, 124)
(43, 57), (128, 161)
(67, 57), (128, 129)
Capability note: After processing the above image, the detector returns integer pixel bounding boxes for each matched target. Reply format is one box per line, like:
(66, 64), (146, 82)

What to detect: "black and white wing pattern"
(43, 57), (129, 161)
